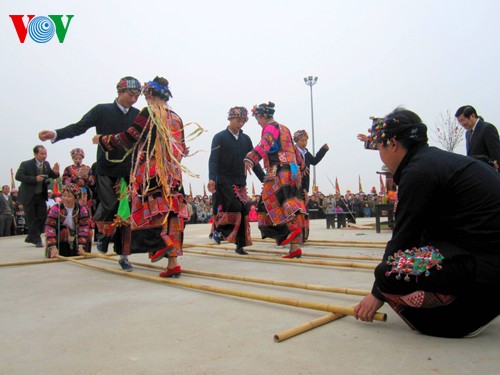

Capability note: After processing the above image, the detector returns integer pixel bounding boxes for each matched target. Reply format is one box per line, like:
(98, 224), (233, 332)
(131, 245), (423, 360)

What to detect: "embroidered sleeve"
(45, 205), (60, 247)
(77, 205), (90, 246)
(98, 108), (149, 151)
(245, 124), (279, 165)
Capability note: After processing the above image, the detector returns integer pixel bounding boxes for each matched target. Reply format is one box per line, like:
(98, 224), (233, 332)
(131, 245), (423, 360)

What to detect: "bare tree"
(432, 111), (464, 152)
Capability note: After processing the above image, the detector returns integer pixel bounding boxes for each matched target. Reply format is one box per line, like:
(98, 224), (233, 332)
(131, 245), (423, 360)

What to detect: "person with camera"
(15, 145), (60, 247)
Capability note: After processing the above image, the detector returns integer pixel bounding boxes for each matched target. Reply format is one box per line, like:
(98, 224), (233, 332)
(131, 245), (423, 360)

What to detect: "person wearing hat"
(244, 102), (306, 259)
(293, 130), (329, 241)
(62, 148), (95, 211)
(208, 107), (265, 255)
(38, 76), (141, 270)
(45, 183), (90, 258)
(93, 76), (189, 278)
(354, 107), (500, 338)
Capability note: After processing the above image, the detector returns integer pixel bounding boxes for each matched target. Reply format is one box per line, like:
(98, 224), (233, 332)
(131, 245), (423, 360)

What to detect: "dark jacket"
(209, 128), (265, 185)
(372, 145), (500, 297)
(466, 119), (500, 163)
(301, 145), (328, 193)
(54, 102), (139, 178)
(16, 158), (59, 205)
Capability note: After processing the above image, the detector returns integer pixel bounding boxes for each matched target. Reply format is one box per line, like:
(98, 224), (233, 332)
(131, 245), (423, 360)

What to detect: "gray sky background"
(2, 0), (500, 195)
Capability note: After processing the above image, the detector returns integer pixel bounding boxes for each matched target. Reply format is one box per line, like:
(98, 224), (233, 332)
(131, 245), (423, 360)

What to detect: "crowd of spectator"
(305, 190), (397, 220)
(1, 179), (397, 237)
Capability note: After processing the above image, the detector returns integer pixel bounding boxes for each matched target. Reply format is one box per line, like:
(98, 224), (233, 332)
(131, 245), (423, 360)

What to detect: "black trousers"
(0, 213), (13, 236)
(24, 193), (47, 243)
(215, 183), (248, 248)
(94, 174), (128, 254)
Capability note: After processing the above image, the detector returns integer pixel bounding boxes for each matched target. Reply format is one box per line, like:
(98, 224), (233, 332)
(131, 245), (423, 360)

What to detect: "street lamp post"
(304, 75), (318, 188)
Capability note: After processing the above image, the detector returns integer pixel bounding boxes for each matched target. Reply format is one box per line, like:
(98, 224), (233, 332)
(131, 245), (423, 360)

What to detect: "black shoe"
(235, 247), (248, 255)
(96, 238), (108, 254)
(119, 258), (133, 272)
(213, 230), (222, 245)
(35, 241), (44, 248)
(25, 238), (37, 244)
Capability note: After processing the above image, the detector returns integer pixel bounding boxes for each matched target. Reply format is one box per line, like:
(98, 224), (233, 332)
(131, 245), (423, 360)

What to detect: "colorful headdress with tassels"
(367, 116), (428, 150)
(143, 80), (172, 100)
(252, 102), (275, 118)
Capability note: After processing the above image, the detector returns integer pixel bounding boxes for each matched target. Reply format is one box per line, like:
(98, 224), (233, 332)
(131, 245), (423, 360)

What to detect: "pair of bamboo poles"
(1, 241), (386, 342)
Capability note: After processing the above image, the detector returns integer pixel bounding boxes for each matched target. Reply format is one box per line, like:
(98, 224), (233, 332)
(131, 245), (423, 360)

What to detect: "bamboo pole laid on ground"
(0, 256), (86, 268)
(106, 258), (370, 297)
(187, 243), (382, 262)
(274, 304), (358, 342)
(57, 255), (386, 321)
(183, 248), (377, 270)
(251, 238), (386, 248)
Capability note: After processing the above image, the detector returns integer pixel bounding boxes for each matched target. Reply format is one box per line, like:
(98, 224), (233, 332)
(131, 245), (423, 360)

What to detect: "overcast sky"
(2, 0), (500, 195)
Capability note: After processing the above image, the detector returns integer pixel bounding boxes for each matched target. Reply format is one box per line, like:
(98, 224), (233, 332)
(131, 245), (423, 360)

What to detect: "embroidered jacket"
(45, 203), (90, 248)
(245, 121), (304, 171)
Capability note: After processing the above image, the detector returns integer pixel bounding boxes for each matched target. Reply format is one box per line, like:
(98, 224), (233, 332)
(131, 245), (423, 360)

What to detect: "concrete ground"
(0, 218), (498, 375)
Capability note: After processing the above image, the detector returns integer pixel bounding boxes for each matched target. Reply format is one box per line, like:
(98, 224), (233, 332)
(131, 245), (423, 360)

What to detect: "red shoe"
(159, 266), (182, 278)
(150, 248), (168, 263)
(282, 249), (302, 259)
(280, 228), (301, 246)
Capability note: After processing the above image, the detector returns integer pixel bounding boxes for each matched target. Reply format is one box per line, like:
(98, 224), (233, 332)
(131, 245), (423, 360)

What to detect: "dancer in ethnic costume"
(244, 102), (306, 259)
(62, 148), (96, 209)
(354, 108), (500, 338)
(45, 184), (90, 258)
(208, 107), (265, 255)
(94, 77), (189, 277)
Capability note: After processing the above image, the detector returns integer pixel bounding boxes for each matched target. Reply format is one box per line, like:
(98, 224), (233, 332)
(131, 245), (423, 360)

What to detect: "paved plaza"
(0, 218), (498, 374)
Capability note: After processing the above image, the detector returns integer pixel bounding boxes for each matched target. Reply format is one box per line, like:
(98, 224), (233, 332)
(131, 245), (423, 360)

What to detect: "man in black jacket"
(208, 107), (265, 255)
(15, 145), (60, 247)
(293, 130), (329, 239)
(354, 108), (500, 338)
(455, 105), (500, 168)
(38, 76), (141, 271)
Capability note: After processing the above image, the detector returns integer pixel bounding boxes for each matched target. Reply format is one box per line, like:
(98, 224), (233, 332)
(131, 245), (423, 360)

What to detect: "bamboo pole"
(57, 255), (386, 321)
(0, 256), (87, 268)
(251, 238), (386, 248)
(183, 249), (377, 270)
(185, 243), (382, 262)
(274, 304), (358, 342)
(111, 259), (370, 297)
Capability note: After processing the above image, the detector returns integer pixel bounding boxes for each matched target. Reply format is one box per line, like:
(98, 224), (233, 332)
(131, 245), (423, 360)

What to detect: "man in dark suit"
(455, 105), (500, 168)
(15, 145), (60, 247)
(0, 185), (15, 236)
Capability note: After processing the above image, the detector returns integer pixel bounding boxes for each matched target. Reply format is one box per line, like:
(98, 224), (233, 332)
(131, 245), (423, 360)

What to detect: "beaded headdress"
(70, 148), (85, 159)
(116, 76), (142, 92)
(228, 107), (248, 121)
(61, 183), (82, 199)
(293, 130), (308, 143)
(367, 116), (428, 150)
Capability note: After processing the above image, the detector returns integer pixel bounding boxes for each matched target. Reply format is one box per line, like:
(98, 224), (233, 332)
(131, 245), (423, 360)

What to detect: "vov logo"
(9, 15), (74, 43)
